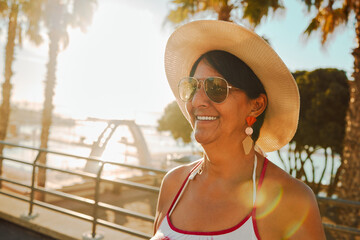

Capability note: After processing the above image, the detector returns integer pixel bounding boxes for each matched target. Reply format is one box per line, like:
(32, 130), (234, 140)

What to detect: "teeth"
(197, 116), (217, 121)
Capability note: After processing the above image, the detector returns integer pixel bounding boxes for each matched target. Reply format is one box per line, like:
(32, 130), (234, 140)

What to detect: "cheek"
(185, 102), (195, 126)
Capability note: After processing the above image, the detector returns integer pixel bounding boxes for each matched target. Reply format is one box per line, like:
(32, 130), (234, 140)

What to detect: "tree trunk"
(36, 30), (60, 201)
(316, 148), (328, 194)
(337, 4), (360, 230)
(0, 3), (19, 188)
(217, 1), (232, 21)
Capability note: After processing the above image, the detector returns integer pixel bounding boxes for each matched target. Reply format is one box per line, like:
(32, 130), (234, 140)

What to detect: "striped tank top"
(152, 156), (269, 240)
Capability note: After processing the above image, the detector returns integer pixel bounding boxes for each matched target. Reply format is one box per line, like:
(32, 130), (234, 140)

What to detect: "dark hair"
(190, 50), (267, 142)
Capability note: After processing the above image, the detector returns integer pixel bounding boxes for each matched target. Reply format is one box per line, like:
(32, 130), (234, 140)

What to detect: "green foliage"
(165, 0), (284, 28)
(71, 0), (98, 32)
(167, 0), (199, 24)
(301, 0), (324, 11)
(22, 0), (46, 46)
(157, 101), (193, 143)
(0, 0), (8, 17)
(301, 0), (350, 44)
(167, 5), (191, 24)
(166, 0), (235, 25)
(42, 0), (97, 50)
(277, 68), (349, 196)
(292, 68), (349, 154)
(242, 0), (284, 27)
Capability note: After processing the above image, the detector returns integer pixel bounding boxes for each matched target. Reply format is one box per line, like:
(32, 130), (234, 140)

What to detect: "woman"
(152, 20), (325, 240)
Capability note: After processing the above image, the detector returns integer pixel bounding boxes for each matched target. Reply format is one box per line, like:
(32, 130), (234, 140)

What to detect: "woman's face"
(185, 59), (253, 146)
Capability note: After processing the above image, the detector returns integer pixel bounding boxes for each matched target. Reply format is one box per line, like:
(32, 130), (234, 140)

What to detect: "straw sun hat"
(164, 20), (300, 153)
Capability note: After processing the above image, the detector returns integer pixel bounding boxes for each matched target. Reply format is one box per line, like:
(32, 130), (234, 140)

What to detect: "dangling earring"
(243, 116), (257, 155)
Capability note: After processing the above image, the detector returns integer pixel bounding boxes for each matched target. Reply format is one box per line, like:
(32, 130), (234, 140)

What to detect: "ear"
(250, 94), (267, 118)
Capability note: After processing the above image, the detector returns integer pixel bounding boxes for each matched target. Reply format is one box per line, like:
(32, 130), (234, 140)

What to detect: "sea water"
(2, 119), (340, 189)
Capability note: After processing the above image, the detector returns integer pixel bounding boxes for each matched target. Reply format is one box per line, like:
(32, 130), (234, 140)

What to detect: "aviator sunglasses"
(178, 76), (234, 103)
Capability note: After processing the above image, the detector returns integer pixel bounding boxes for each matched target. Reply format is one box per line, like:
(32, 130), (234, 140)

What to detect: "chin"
(194, 132), (215, 145)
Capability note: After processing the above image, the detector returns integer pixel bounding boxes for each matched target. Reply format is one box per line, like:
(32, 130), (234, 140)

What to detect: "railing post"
(21, 151), (41, 220)
(0, 145), (3, 189)
(82, 161), (104, 240)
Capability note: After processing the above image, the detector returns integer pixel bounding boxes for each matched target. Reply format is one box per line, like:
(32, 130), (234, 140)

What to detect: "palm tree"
(36, 0), (97, 200)
(0, 0), (43, 188)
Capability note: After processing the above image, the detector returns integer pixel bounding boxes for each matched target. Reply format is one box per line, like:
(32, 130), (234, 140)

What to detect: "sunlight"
(237, 180), (255, 209)
(253, 179), (309, 238)
(256, 183), (283, 219)
(283, 208), (309, 238)
(54, 0), (172, 121)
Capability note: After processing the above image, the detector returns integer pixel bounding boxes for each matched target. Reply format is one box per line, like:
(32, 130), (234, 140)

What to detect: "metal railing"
(317, 196), (360, 236)
(0, 141), (167, 239)
(0, 141), (359, 239)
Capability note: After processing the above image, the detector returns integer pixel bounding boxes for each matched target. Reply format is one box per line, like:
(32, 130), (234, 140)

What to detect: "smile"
(196, 116), (218, 121)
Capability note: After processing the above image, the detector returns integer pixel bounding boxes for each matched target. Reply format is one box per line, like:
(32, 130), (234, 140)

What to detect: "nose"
(191, 80), (210, 108)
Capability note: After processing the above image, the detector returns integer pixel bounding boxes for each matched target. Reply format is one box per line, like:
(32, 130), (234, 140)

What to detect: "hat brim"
(165, 20), (299, 152)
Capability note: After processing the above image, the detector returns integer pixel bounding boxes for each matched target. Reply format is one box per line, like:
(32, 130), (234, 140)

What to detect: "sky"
(1, 0), (356, 125)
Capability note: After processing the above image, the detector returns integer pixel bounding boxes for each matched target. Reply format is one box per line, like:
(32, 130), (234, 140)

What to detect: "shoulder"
(153, 160), (202, 232)
(257, 160), (325, 239)
(160, 159), (202, 202)
(265, 160), (315, 200)
(258, 160), (316, 217)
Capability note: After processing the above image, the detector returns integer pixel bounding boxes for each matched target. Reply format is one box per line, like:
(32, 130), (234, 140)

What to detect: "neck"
(201, 138), (257, 182)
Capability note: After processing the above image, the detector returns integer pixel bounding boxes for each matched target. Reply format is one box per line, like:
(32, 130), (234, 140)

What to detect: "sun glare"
(54, 0), (172, 122)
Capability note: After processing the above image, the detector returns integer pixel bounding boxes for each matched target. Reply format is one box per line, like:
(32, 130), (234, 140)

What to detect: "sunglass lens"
(179, 77), (197, 102)
(205, 77), (228, 103)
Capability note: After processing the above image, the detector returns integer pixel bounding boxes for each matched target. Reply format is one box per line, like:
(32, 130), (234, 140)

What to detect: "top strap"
(168, 160), (203, 216)
(253, 157), (269, 206)
(252, 154), (258, 206)
(257, 157), (269, 192)
(168, 157), (269, 216)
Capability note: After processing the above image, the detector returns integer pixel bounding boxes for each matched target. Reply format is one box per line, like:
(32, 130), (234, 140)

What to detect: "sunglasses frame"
(178, 76), (233, 104)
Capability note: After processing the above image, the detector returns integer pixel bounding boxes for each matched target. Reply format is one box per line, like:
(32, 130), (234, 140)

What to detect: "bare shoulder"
(153, 160), (202, 232)
(257, 161), (326, 239)
(266, 161), (316, 201)
(157, 160), (200, 207)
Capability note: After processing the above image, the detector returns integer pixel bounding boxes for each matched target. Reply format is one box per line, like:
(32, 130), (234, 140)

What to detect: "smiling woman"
(187, 50), (267, 149)
(152, 20), (326, 240)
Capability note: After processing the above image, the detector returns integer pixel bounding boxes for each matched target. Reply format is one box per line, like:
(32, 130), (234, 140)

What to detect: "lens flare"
(254, 180), (284, 219)
(283, 205), (309, 238)
(251, 178), (311, 238)
(257, 186), (283, 219)
(237, 180), (255, 209)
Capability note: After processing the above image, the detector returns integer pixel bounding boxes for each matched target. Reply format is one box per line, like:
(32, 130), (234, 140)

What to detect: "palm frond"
(301, 0), (324, 12)
(241, 0), (284, 27)
(165, 0), (236, 25)
(342, 0), (353, 21)
(304, 4), (349, 45)
(71, 0), (97, 33)
(167, 7), (191, 24)
(304, 16), (320, 36)
(22, 0), (45, 46)
(0, 0), (8, 16)
(166, 0), (209, 25)
(315, 0), (324, 9)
